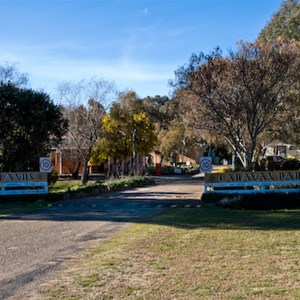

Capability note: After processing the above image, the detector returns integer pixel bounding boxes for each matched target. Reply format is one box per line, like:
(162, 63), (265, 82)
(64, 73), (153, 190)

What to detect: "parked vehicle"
(265, 155), (285, 171)
(280, 159), (300, 170)
(265, 143), (300, 159)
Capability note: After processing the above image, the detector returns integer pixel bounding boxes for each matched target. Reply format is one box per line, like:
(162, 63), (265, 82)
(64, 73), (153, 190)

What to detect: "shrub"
(281, 159), (300, 170)
(213, 167), (232, 173)
(201, 192), (300, 210)
(49, 176), (155, 199)
(48, 171), (59, 187)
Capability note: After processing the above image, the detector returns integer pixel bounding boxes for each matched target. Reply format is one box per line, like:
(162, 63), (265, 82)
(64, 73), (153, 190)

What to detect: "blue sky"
(1, 0), (282, 100)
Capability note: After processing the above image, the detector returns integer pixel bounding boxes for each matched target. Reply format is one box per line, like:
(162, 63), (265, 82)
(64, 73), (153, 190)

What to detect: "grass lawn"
(50, 180), (82, 193)
(40, 207), (300, 300)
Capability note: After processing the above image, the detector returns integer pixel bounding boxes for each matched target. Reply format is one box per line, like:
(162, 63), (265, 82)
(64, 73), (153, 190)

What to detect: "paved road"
(0, 176), (203, 299)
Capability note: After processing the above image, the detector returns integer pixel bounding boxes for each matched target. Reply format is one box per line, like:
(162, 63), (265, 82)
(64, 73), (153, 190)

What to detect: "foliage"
(91, 112), (132, 176)
(258, 0), (300, 43)
(141, 95), (178, 131)
(141, 95), (195, 164)
(0, 83), (67, 171)
(257, 1), (300, 146)
(141, 95), (206, 164)
(213, 166), (232, 173)
(92, 91), (157, 177)
(49, 180), (82, 193)
(157, 119), (200, 164)
(157, 123), (183, 164)
(172, 41), (300, 170)
(103, 176), (154, 190)
(48, 171), (59, 187)
(280, 158), (300, 170)
(202, 192), (300, 210)
(49, 176), (155, 195)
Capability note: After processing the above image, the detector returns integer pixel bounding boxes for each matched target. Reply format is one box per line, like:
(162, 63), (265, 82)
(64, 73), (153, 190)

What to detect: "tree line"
(0, 70), (178, 183)
(0, 0), (299, 181)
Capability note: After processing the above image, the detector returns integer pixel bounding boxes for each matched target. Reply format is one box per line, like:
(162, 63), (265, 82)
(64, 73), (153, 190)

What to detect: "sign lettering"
(0, 172), (48, 195)
(207, 171), (300, 184)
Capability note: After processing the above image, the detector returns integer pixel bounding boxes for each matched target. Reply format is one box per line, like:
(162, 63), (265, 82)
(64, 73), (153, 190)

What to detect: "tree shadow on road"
(1, 188), (300, 231)
(1, 173), (299, 231)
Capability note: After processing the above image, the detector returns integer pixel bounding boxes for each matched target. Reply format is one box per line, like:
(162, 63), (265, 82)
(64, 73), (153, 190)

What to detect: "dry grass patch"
(38, 208), (300, 300)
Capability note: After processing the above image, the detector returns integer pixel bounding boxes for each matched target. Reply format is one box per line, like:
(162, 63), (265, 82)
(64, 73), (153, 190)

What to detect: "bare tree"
(58, 78), (116, 184)
(173, 41), (300, 170)
(0, 63), (28, 86)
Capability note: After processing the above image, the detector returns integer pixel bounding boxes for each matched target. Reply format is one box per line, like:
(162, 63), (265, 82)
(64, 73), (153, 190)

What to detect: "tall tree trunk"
(115, 158), (120, 179)
(131, 129), (137, 176)
(81, 159), (89, 185)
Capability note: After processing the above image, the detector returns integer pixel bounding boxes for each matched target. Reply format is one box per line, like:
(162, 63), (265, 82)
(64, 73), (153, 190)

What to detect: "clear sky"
(1, 0), (282, 101)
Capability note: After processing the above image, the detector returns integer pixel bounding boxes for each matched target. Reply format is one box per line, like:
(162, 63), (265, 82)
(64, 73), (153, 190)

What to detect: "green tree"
(157, 118), (203, 164)
(91, 114), (132, 177)
(157, 121), (184, 164)
(257, 0), (300, 147)
(93, 91), (157, 177)
(118, 92), (157, 175)
(141, 95), (190, 164)
(0, 83), (67, 171)
(258, 0), (300, 43)
(141, 95), (176, 131)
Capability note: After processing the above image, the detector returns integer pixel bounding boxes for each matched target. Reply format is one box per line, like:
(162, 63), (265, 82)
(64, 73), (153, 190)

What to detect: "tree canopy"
(257, 0), (300, 147)
(92, 91), (157, 177)
(0, 83), (67, 171)
(258, 0), (300, 43)
(172, 41), (300, 170)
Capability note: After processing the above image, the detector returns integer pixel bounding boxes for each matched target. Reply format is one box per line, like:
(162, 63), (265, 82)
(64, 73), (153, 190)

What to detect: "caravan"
(266, 143), (300, 160)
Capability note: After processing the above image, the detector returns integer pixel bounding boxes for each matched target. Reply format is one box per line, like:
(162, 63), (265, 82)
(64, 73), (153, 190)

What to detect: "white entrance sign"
(200, 157), (212, 173)
(204, 170), (300, 194)
(0, 172), (48, 195)
(39, 157), (52, 173)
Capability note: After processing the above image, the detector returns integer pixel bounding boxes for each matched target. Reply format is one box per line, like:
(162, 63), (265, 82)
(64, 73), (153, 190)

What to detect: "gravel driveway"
(0, 176), (203, 299)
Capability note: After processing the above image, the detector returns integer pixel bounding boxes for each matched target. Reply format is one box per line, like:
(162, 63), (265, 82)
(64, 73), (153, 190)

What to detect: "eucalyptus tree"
(257, 0), (300, 147)
(258, 0), (300, 43)
(118, 91), (157, 175)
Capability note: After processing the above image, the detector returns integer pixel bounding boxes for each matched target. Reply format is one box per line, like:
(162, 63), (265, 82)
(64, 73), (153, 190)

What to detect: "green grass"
(50, 177), (154, 194)
(50, 180), (82, 193)
(40, 207), (300, 300)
